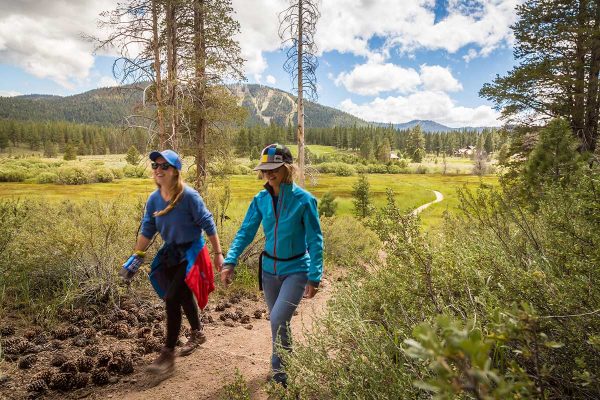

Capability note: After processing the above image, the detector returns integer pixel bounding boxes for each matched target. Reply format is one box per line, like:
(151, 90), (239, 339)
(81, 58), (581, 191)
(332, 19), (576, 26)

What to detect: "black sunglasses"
(151, 162), (171, 170)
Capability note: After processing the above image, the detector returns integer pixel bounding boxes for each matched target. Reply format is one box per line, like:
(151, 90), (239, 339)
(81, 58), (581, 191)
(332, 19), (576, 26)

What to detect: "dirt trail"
(93, 282), (331, 400)
(411, 190), (444, 215)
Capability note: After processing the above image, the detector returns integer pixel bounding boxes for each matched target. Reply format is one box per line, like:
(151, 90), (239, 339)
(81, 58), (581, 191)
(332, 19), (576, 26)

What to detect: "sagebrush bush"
(316, 162), (356, 176)
(0, 167), (28, 182)
(122, 165), (147, 178)
(56, 166), (93, 185)
(93, 168), (114, 183)
(36, 172), (58, 184)
(320, 216), (380, 269)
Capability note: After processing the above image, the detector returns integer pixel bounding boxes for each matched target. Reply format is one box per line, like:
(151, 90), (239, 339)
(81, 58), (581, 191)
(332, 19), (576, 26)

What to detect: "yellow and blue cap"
(254, 143), (293, 171)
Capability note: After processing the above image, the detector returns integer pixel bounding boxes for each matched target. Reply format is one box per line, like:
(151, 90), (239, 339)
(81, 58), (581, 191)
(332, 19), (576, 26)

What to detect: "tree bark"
(297, 0), (305, 187)
(151, 0), (166, 149)
(194, 0), (207, 190)
(165, 0), (178, 149)
(584, 0), (600, 153)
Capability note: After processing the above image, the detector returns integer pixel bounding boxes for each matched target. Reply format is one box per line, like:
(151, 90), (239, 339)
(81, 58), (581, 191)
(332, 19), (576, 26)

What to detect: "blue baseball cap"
(149, 149), (182, 171)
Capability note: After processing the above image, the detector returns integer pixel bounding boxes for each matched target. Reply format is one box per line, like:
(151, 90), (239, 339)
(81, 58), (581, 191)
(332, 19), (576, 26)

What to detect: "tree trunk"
(584, 0), (600, 153)
(572, 0), (587, 148)
(166, 0), (178, 149)
(194, 0), (207, 190)
(297, 0), (305, 187)
(151, 0), (166, 149)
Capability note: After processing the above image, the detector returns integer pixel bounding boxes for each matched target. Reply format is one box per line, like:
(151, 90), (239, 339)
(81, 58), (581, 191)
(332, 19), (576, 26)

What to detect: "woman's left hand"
(303, 284), (318, 299)
(213, 253), (224, 272)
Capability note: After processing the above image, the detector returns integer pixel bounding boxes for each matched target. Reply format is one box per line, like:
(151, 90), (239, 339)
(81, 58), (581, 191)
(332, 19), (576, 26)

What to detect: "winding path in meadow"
(411, 190), (444, 215)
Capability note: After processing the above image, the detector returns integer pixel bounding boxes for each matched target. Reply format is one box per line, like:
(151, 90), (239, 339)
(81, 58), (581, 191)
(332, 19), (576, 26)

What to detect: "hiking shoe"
(146, 347), (175, 375)
(179, 329), (206, 357)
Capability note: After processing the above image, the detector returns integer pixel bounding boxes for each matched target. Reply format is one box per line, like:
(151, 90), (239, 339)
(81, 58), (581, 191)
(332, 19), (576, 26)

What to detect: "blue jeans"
(262, 270), (308, 376)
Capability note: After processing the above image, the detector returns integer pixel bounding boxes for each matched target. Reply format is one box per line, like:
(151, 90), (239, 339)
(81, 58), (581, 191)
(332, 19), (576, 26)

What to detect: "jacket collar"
(264, 182), (295, 197)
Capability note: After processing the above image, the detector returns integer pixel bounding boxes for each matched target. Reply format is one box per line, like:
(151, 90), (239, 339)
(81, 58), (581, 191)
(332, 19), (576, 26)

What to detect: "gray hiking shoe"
(146, 347), (175, 375)
(179, 329), (206, 357)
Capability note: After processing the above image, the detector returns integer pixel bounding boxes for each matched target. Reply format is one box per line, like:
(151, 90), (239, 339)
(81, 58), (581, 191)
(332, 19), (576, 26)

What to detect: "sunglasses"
(151, 162), (171, 170)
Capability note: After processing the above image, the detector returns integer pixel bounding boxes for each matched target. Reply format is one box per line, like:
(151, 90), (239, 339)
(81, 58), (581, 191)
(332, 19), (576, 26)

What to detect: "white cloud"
(0, 1), (116, 88)
(266, 74), (277, 85)
(419, 65), (462, 92)
(463, 48), (479, 62)
(335, 61), (463, 96)
(339, 91), (501, 127)
(0, 90), (21, 97)
(334, 62), (421, 96)
(97, 76), (117, 88)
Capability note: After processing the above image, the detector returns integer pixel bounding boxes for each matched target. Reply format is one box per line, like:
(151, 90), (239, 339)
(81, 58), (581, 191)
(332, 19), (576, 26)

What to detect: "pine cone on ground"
(138, 336), (162, 354)
(76, 356), (95, 372)
(50, 372), (73, 391)
(215, 303), (226, 312)
(136, 312), (148, 324)
(0, 325), (15, 336)
(253, 310), (263, 319)
(51, 327), (70, 340)
(34, 368), (54, 384)
(97, 351), (112, 367)
(31, 333), (48, 345)
(82, 310), (96, 320)
(137, 327), (151, 338)
(82, 327), (96, 339)
(91, 368), (110, 385)
(72, 373), (89, 388)
(240, 315), (251, 324)
(72, 335), (89, 347)
(107, 357), (122, 374)
(126, 314), (138, 327)
(26, 379), (48, 394)
(234, 308), (244, 319)
(23, 327), (43, 340)
(121, 358), (134, 375)
(3, 337), (29, 355)
(18, 354), (38, 369)
(113, 323), (129, 339)
(84, 346), (99, 357)
(229, 295), (241, 304)
(116, 310), (129, 321)
(66, 325), (80, 337)
(201, 314), (214, 324)
(60, 360), (78, 374)
(50, 353), (68, 367)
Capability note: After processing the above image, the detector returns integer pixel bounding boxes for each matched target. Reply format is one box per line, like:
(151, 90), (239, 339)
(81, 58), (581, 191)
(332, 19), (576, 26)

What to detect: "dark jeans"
(163, 252), (201, 350)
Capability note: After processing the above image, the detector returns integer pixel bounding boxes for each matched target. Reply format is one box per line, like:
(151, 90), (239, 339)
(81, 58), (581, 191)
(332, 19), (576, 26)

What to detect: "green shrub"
(316, 162), (356, 176)
(111, 168), (124, 179)
(56, 166), (93, 185)
(0, 167), (27, 182)
(36, 172), (58, 184)
(415, 165), (428, 174)
(93, 168), (114, 183)
(367, 163), (387, 174)
(122, 165), (147, 178)
(320, 216), (380, 269)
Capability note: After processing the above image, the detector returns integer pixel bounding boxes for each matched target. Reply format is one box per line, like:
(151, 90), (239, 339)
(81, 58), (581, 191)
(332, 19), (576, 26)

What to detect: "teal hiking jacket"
(224, 182), (323, 286)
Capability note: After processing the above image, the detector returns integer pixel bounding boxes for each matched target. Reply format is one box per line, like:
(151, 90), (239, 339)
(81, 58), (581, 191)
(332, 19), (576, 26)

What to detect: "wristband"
(134, 250), (146, 258)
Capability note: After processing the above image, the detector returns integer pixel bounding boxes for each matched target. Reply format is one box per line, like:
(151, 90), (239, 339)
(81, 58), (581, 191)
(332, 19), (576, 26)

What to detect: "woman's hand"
(220, 265), (234, 287)
(213, 253), (224, 272)
(303, 284), (318, 299)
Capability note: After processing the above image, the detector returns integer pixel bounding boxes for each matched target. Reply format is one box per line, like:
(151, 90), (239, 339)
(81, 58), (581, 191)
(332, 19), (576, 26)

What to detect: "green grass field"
(0, 173), (497, 227)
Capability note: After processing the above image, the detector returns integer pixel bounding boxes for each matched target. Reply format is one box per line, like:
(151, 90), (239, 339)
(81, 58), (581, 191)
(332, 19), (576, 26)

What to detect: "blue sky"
(0, 0), (520, 127)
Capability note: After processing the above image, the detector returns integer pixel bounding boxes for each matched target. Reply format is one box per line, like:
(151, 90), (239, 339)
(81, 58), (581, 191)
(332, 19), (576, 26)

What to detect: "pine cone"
(107, 357), (122, 374)
(240, 315), (251, 324)
(121, 358), (134, 375)
(229, 295), (241, 304)
(137, 327), (151, 338)
(60, 360), (78, 374)
(0, 325), (15, 336)
(82, 328), (96, 339)
(91, 368), (110, 385)
(23, 327), (43, 340)
(72, 373), (89, 389)
(26, 379), (48, 393)
(50, 353), (68, 367)
(84, 345), (99, 357)
(126, 314), (138, 327)
(97, 350), (112, 367)
(51, 327), (70, 340)
(34, 368), (54, 384)
(253, 310), (263, 319)
(201, 314), (214, 324)
(234, 308), (244, 319)
(67, 325), (80, 337)
(215, 303), (226, 312)
(77, 356), (95, 373)
(3, 337), (29, 355)
(136, 312), (148, 324)
(18, 354), (38, 369)
(31, 333), (48, 345)
(113, 323), (129, 339)
(116, 310), (129, 321)
(50, 372), (73, 391)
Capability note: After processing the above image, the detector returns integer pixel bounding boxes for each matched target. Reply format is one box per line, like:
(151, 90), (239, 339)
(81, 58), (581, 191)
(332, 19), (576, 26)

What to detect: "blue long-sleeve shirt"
(141, 185), (216, 245)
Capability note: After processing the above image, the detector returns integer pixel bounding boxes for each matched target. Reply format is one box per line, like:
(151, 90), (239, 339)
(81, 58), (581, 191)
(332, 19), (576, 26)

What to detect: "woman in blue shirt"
(222, 143), (323, 386)
(123, 149), (224, 375)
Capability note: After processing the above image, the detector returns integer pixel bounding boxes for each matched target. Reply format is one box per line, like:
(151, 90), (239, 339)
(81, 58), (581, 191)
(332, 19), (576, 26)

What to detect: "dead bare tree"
(279, 0), (320, 188)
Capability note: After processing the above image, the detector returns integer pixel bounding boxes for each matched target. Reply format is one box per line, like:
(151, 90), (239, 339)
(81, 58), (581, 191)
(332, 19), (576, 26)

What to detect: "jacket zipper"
(273, 187), (284, 274)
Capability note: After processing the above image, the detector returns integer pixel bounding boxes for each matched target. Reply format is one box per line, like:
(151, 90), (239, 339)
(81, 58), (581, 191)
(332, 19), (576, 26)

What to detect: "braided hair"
(154, 169), (185, 217)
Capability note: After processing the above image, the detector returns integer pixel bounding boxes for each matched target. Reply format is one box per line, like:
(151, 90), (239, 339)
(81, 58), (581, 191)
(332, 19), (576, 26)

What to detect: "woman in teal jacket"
(222, 143), (323, 386)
